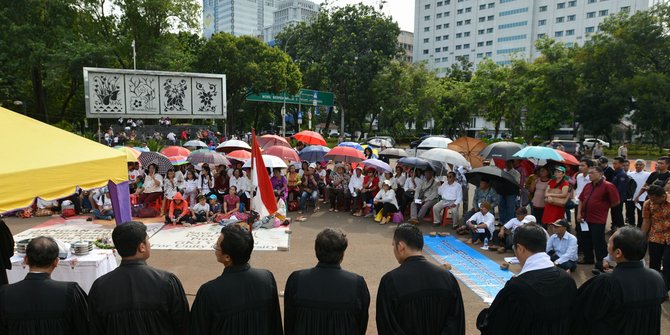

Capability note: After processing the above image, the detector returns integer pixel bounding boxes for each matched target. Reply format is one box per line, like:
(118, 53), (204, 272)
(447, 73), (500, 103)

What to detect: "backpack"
(625, 176), (637, 200)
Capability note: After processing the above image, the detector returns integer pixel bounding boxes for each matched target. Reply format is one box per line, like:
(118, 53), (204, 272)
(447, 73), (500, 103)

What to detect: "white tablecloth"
(6, 249), (118, 293)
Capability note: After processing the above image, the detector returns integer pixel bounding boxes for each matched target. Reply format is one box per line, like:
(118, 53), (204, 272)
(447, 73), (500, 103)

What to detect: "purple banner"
(107, 181), (131, 225)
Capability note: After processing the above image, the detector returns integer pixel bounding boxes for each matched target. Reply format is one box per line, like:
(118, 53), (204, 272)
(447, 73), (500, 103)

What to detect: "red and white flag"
(250, 129), (278, 220)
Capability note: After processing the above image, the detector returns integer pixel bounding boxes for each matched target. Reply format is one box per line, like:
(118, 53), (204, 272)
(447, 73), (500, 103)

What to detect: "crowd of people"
(0, 221), (666, 334)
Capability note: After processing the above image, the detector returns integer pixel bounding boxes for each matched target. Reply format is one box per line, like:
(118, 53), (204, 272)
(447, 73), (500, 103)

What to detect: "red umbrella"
(160, 146), (191, 157)
(324, 146), (365, 163)
(226, 150), (252, 161)
(264, 145), (300, 162)
(555, 150), (580, 166)
(258, 134), (291, 149)
(293, 130), (327, 146)
(493, 158), (536, 177)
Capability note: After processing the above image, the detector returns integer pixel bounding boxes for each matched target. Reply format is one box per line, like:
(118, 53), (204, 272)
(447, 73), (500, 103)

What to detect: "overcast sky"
(326, 0), (415, 32)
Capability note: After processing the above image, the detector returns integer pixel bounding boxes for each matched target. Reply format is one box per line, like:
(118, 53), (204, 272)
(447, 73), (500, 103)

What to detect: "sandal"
(329, 208), (334, 212)
(334, 209), (339, 213)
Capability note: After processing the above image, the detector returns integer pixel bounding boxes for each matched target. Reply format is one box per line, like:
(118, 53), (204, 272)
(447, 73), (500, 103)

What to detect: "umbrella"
(480, 141), (524, 160)
(138, 152), (172, 174)
(264, 145), (301, 162)
(397, 157), (437, 171)
(555, 150), (579, 166)
(513, 146), (563, 162)
(258, 135), (290, 149)
(160, 146), (191, 158)
(338, 142), (364, 151)
(299, 145), (331, 162)
(242, 154), (288, 169)
(293, 130), (327, 146)
(116, 146), (141, 162)
(187, 150), (230, 166)
(419, 148), (471, 169)
(133, 146), (150, 152)
(367, 138), (393, 148)
(183, 140), (208, 149)
(465, 166), (520, 196)
(324, 146), (365, 163)
(448, 137), (486, 168)
(226, 150), (252, 161)
(417, 136), (453, 149)
(168, 155), (189, 165)
(215, 139), (251, 153)
(362, 158), (392, 173)
(379, 148), (408, 158)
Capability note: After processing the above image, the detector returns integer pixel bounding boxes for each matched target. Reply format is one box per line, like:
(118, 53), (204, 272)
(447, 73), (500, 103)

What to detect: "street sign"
(247, 89), (334, 106)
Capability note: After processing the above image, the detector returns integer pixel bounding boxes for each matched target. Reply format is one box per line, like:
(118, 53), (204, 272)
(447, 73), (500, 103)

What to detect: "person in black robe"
(87, 221), (189, 335)
(190, 224), (283, 334)
(376, 223), (465, 335)
(477, 223), (577, 335)
(284, 228), (370, 335)
(0, 219), (13, 286)
(0, 236), (88, 334)
(571, 226), (666, 335)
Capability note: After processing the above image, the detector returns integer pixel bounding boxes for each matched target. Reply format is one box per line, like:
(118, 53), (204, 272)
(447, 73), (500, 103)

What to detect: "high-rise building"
(203, 0), (277, 38)
(263, 0), (320, 43)
(397, 30), (414, 63)
(413, 0), (649, 74)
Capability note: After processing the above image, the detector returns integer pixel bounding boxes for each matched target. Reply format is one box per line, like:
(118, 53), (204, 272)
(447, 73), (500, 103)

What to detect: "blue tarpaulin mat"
(424, 235), (514, 304)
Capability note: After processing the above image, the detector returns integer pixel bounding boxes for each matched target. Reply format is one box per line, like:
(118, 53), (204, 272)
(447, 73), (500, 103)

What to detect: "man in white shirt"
(348, 167), (365, 215)
(463, 202), (496, 245)
(491, 208), (529, 253)
(401, 169), (423, 214)
(408, 170), (439, 225)
(432, 171), (462, 227)
(546, 219), (578, 272)
(627, 159), (650, 228)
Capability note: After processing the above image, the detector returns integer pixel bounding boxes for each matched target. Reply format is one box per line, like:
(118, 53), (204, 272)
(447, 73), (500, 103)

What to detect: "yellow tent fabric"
(0, 107), (127, 213)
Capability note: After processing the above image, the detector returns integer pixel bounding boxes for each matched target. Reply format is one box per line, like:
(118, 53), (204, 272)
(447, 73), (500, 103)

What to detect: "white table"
(6, 249), (118, 293)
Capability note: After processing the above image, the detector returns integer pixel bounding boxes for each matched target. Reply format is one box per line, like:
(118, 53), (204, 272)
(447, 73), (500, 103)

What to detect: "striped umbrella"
(138, 152), (172, 174)
(115, 146), (142, 162)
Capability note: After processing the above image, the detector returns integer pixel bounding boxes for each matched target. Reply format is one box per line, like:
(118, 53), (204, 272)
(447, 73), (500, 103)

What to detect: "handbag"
(546, 188), (568, 206)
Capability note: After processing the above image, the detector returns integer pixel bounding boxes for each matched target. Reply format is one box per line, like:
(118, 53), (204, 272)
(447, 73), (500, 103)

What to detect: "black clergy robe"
(571, 261), (666, 335)
(376, 255), (465, 335)
(284, 262), (370, 335)
(87, 259), (189, 335)
(0, 272), (89, 334)
(190, 263), (283, 335)
(477, 266), (577, 335)
(0, 219), (13, 286)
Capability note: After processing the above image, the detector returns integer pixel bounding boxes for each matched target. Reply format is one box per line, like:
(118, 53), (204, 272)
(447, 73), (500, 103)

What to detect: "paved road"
(4, 212), (670, 334)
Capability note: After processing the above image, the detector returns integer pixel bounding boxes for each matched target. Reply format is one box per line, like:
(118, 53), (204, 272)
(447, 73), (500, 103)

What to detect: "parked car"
(366, 136), (396, 147)
(582, 138), (610, 149)
(409, 134), (448, 149)
(541, 140), (584, 159)
(328, 130), (351, 138)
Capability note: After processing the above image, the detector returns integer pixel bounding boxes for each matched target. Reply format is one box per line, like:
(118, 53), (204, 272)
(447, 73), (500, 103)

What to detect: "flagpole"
(249, 128), (256, 232)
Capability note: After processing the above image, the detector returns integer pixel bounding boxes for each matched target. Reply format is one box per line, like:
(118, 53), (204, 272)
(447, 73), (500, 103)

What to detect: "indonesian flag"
(250, 129), (278, 222)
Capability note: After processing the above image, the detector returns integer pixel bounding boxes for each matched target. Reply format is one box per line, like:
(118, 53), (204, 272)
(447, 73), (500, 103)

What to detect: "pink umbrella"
(324, 146), (365, 163)
(293, 130), (327, 146)
(258, 134), (291, 149)
(264, 145), (301, 162)
(226, 150), (252, 161)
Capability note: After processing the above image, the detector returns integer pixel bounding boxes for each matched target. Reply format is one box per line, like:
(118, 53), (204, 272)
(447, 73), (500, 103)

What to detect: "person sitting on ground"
(373, 180), (399, 225)
(166, 192), (192, 226)
(219, 186), (249, 222)
(360, 168), (380, 217)
(460, 177), (499, 228)
(546, 219), (578, 273)
(208, 194), (224, 222)
(192, 195), (211, 223)
(491, 207), (528, 253)
(92, 187), (115, 221)
(162, 168), (178, 217)
(182, 169), (199, 206)
(460, 202), (495, 245)
(35, 197), (59, 217)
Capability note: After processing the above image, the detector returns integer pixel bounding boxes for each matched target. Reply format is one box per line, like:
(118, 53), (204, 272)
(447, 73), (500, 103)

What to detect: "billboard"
(84, 68), (227, 119)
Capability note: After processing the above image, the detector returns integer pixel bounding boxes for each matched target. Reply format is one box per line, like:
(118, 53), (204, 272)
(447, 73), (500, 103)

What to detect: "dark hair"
(647, 185), (666, 197)
(580, 158), (594, 167)
(513, 223), (547, 253)
(26, 236), (59, 267)
(658, 156), (670, 165)
(612, 226), (647, 261)
(197, 195), (206, 202)
(219, 225), (254, 265)
(591, 166), (604, 174)
(613, 156), (626, 164)
(393, 223), (424, 251)
(314, 228), (348, 264)
(515, 207), (528, 215)
(112, 221), (148, 257)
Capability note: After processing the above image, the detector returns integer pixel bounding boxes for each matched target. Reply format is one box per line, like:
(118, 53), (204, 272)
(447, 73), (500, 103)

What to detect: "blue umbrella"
(298, 145), (330, 162)
(513, 146), (563, 162)
(338, 142), (364, 151)
(133, 146), (150, 152)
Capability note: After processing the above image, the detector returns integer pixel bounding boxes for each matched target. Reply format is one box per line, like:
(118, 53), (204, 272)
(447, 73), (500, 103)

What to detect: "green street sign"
(246, 89), (335, 106)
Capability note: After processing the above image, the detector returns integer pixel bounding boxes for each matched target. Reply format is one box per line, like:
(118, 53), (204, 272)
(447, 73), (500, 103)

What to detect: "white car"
(582, 138), (610, 149)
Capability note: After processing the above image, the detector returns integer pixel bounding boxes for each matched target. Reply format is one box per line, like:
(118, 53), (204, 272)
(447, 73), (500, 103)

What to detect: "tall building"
(413, 0), (649, 74)
(397, 30), (414, 63)
(263, 0), (320, 43)
(203, 0), (277, 38)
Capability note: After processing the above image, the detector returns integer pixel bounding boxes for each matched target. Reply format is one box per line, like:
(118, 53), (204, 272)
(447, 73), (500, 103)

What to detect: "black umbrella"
(479, 141), (523, 160)
(138, 152), (173, 174)
(465, 166), (520, 196)
(397, 157), (441, 171)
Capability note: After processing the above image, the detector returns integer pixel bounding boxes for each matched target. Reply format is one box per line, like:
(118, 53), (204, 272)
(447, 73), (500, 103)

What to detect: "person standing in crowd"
(0, 219), (12, 286)
(546, 219), (578, 273)
(284, 228), (370, 335)
(574, 159), (593, 255)
(136, 163), (163, 208)
(88, 222), (189, 334)
(642, 185), (670, 293)
(408, 169), (439, 224)
(577, 166), (620, 273)
(609, 157), (631, 233)
(190, 225), (282, 334)
(627, 159), (650, 228)
(432, 171), (462, 228)
(477, 224), (577, 335)
(376, 224), (465, 335)
(598, 157), (615, 182)
(617, 142), (628, 160)
(542, 166), (570, 228)
(571, 227), (666, 334)
(499, 160), (520, 224)
(373, 180), (399, 225)
(592, 142), (604, 159)
(635, 156), (670, 202)
(162, 168), (178, 217)
(0, 237), (89, 334)
(530, 166), (551, 224)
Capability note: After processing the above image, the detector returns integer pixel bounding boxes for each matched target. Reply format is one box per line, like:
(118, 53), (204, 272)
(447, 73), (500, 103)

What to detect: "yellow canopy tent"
(0, 107), (127, 213)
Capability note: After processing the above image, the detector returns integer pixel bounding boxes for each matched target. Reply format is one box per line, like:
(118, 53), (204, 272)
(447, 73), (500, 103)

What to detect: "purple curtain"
(107, 181), (131, 225)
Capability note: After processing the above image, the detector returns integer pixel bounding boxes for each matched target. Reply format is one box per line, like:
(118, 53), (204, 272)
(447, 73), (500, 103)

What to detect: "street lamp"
(13, 100), (26, 115)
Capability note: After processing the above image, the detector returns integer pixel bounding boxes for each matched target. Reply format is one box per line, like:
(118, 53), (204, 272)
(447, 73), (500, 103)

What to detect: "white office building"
(263, 0), (320, 43)
(202, 0), (277, 38)
(413, 0), (649, 73)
